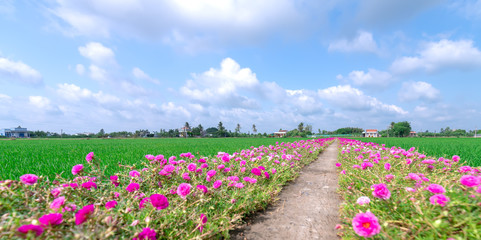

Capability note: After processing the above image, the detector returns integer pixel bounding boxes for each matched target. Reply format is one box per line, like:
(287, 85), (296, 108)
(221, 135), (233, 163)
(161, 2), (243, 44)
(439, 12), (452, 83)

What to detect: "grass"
(0, 138), (311, 181)
(351, 137), (481, 167)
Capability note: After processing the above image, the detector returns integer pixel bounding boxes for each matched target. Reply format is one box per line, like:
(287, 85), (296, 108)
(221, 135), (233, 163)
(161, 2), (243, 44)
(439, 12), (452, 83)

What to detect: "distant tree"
(98, 129), (105, 138)
(185, 122), (190, 129)
(298, 122), (304, 132)
(217, 122), (226, 137)
(305, 124), (313, 134)
(198, 124), (203, 135)
(252, 124), (257, 134)
(235, 123), (241, 134)
(392, 121), (411, 137)
(206, 127), (218, 136)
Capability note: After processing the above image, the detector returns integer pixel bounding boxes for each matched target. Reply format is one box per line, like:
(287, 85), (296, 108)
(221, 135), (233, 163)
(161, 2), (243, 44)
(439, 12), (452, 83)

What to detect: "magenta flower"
(50, 196), (66, 211)
(426, 184), (446, 194)
(85, 152), (94, 162)
(352, 211), (381, 238)
(71, 164), (84, 175)
(150, 194), (169, 210)
(251, 168), (262, 176)
(452, 155), (460, 162)
(145, 154), (155, 160)
(182, 172), (191, 181)
(206, 170), (217, 178)
(75, 204), (95, 225)
(213, 180), (222, 189)
(17, 224), (43, 237)
(110, 175), (120, 187)
(105, 200), (118, 209)
(20, 174), (38, 185)
(371, 183), (391, 200)
(136, 227), (157, 240)
(81, 181), (97, 190)
(384, 163), (391, 171)
(460, 175), (481, 187)
(235, 182), (245, 188)
(139, 197), (151, 209)
(126, 182), (140, 192)
(197, 185), (208, 193)
(129, 170), (141, 178)
(51, 187), (62, 198)
(114, 192), (120, 198)
(385, 174), (395, 182)
(459, 166), (472, 173)
(177, 183), (192, 199)
(356, 196), (370, 205)
(272, 168), (277, 174)
(187, 163), (197, 172)
(198, 213), (208, 233)
(430, 194), (450, 206)
(335, 163), (342, 167)
(39, 213), (63, 226)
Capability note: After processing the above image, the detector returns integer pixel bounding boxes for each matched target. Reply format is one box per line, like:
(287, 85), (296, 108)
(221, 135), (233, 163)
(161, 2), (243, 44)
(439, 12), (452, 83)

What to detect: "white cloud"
(0, 57), (42, 85)
(318, 85), (407, 115)
(328, 30), (378, 53)
(89, 65), (108, 82)
(342, 69), (394, 88)
(56, 83), (120, 104)
(78, 42), (115, 65)
(180, 57), (260, 108)
(391, 39), (481, 74)
(76, 64), (85, 75)
(29, 96), (51, 109)
(132, 67), (160, 85)
(399, 81), (440, 102)
(48, 0), (311, 52)
(285, 89), (324, 114)
(0, 93), (12, 103)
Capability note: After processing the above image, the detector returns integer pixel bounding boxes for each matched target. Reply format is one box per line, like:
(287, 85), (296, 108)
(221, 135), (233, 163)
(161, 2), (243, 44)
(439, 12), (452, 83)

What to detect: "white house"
(274, 130), (288, 137)
(363, 129), (378, 138)
(4, 126), (30, 138)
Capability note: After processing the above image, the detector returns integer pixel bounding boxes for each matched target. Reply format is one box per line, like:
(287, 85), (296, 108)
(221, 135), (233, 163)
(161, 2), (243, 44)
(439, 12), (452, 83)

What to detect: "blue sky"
(1, 0), (481, 134)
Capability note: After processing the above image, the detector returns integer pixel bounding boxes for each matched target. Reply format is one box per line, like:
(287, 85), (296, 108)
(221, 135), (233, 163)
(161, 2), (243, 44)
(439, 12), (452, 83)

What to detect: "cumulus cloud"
(180, 57), (260, 108)
(0, 93), (12, 103)
(318, 85), (407, 115)
(56, 83), (120, 104)
(398, 81), (440, 102)
(328, 30), (378, 53)
(29, 96), (52, 109)
(390, 39), (481, 74)
(0, 57), (42, 85)
(78, 42), (115, 66)
(48, 0), (312, 52)
(339, 69), (394, 89)
(132, 67), (160, 85)
(76, 64), (85, 75)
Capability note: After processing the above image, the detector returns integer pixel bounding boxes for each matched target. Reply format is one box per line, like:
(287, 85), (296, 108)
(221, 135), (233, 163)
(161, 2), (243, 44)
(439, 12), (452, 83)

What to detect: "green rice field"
(0, 138), (308, 181)
(352, 137), (481, 167)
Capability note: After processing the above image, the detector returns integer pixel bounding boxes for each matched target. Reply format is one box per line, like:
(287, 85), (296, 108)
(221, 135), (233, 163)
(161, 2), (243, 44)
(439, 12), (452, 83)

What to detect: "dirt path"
(231, 140), (341, 240)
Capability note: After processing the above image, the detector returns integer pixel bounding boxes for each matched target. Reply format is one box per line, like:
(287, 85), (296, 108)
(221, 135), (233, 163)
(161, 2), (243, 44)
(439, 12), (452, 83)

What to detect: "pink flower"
(460, 175), (481, 188)
(335, 163), (342, 167)
(136, 227), (157, 240)
(20, 174), (38, 185)
(384, 163), (391, 171)
(71, 164), (84, 175)
(63, 203), (77, 212)
(51, 188), (62, 198)
(105, 200), (118, 209)
(85, 152), (94, 162)
(50, 196), (66, 211)
(452, 155), (460, 162)
(356, 196), (370, 205)
(129, 170), (141, 178)
(213, 180), (222, 189)
(75, 204), (95, 225)
(81, 181), (97, 190)
(426, 184), (446, 194)
(197, 185), (208, 193)
(264, 172), (270, 179)
(177, 183), (192, 199)
(150, 194), (169, 210)
(371, 183), (391, 200)
(340, 170), (346, 174)
(206, 170), (217, 178)
(145, 154), (155, 160)
(139, 197), (151, 209)
(126, 182), (140, 192)
(430, 194), (450, 206)
(39, 213), (63, 226)
(114, 192), (120, 198)
(198, 214), (208, 233)
(385, 174), (394, 182)
(235, 182), (245, 188)
(459, 166), (472, 173)
(110, 175), (120, 187)
(271, 168), (277, 174)
(352, 211), (381, 237)
(251, 168), (262, 176)
(187, 163), (197, 172)
(17, 224), (43, 236)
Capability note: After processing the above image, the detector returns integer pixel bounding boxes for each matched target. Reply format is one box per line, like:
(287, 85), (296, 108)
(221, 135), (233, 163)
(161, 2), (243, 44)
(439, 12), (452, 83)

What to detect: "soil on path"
(231, 140), (341, 240)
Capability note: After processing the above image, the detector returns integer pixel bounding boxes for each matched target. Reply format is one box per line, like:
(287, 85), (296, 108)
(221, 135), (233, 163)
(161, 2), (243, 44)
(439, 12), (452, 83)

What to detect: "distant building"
(5, 126), (30, 138)
(274, 130), (288, 137)
(409, 131), (417, 137)
(179, 126), (191, 138)
(362, 129), (378, 137)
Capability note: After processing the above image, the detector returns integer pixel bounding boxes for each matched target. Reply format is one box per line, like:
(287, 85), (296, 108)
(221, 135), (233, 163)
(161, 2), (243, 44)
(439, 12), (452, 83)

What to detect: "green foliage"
(391, 121), (412, 137)
(334, 127), (363, 135)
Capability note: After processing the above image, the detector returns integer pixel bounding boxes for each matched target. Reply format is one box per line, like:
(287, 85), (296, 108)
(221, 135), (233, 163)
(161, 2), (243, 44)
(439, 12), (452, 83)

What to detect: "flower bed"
(0, 138), (332, 239)
(337, 138), (481, 239)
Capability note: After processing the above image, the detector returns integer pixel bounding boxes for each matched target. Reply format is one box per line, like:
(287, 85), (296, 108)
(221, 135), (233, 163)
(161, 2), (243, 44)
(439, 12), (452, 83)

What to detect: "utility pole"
(61, 129), (63, 138)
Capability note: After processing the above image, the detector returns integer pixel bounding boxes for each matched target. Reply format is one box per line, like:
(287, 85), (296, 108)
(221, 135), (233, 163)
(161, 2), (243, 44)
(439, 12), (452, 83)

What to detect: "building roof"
(365, 129), (378, 132)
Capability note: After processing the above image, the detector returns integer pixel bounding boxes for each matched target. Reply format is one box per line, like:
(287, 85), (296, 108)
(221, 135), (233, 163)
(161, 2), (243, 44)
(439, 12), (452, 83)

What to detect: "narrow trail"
(231, 140), (341, 240)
